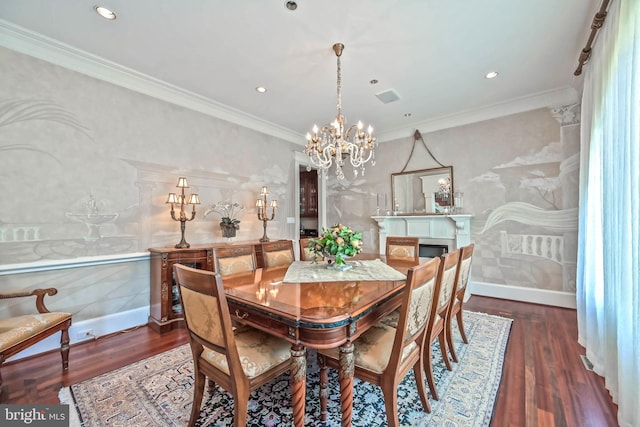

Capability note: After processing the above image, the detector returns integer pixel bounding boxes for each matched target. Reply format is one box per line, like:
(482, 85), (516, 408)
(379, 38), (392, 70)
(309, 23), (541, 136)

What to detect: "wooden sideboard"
(148, 241), (267, 333)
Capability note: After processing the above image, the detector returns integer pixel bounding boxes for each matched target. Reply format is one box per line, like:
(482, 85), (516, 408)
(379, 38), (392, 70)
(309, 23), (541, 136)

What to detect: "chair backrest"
(299, 237), (322, 261)
(173, 263), (243, 376)
(388, 257), (441, 368)
(385, 236), (420, 263)
(457, 244), (475, 294)
(213, 245), (257, 276)
(433, 249), (461, 319)
(261, 240), (295, 267)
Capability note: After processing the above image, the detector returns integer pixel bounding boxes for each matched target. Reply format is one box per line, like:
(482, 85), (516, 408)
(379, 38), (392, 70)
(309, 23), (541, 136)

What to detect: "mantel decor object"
(256, 186), (278, 242)
(166, 177), (200, 248)
(309, 224), (362, 270)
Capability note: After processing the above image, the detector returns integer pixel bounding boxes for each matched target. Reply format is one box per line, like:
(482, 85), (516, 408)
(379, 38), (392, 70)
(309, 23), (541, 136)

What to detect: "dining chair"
(385, 236), (420, 263)
(261, 240), (295, 267)
(317, 256), (442, 426)
(173, 264), (292, 427)
(423, 248), (460, 401)
(445, 243), (475, 362)
(213, 245), (257, 276)
(299, 237), (322, 261)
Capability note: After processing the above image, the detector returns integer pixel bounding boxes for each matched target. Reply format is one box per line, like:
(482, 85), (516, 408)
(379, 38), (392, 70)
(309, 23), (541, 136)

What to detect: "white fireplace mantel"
(372, 214), (473, 254)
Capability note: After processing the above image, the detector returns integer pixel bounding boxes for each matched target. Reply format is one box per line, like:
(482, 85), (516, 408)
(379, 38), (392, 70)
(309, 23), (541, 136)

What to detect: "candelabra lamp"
(166, 176), (200, 248)
(256, 186), (278, 242)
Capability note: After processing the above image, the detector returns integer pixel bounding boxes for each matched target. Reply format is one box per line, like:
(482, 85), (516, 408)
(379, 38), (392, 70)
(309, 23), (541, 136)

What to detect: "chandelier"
(305, 43), (377, 179)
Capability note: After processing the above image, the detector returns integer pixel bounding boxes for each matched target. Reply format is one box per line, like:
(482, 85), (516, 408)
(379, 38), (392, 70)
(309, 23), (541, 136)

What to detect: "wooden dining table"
(222, 255), (420, 427)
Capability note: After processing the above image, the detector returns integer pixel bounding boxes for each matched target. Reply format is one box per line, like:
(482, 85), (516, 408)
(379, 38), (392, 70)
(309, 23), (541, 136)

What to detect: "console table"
(372, 214), (473, 254)
(148, 241), (266, 333)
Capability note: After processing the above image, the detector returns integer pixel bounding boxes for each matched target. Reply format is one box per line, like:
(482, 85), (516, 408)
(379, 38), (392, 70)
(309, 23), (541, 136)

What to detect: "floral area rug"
(59, 311), (511, 426)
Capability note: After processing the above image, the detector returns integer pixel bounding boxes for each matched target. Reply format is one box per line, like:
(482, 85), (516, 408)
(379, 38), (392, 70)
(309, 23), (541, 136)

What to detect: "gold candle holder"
(256, 186), (278, 242)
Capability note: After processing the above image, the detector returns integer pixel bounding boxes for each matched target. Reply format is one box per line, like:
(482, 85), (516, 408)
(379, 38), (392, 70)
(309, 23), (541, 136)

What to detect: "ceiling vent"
(375, 89), (401, 104)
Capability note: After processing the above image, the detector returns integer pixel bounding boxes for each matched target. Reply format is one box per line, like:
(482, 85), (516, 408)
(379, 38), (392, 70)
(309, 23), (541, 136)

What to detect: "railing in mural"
(0, 226), (41, 242)
(499, 230), (563, 264)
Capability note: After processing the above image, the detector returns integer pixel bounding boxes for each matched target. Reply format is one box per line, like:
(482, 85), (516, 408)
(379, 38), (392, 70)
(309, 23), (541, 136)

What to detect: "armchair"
(0, 288), (72, 394)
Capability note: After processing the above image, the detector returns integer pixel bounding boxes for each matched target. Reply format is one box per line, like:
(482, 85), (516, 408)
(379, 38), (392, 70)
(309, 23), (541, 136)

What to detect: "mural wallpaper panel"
(325, 106), (580, 294)
(0, 47), (297, 266)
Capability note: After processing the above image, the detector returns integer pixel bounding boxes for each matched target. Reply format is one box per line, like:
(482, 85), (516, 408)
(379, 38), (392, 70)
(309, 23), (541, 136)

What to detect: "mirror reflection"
(391, 166), (454, 214)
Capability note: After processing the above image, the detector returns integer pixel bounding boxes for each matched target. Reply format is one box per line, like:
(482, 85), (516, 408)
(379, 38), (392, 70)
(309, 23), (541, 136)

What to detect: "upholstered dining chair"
(423, 248), (460, 401)
(385, 236), (420, 263)
(445, 243), (475, 362)
(213, 245), (257, 277)
(299, 237), (317, 261)
(317, 256), (442, 426)
(0, 288), (72, 395)
(173, 264), (292, 427)
(260, 240), (295, 268)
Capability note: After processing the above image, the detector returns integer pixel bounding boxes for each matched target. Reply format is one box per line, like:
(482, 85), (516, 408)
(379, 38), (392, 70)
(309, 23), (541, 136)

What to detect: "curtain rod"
(574, 0), (611, 76)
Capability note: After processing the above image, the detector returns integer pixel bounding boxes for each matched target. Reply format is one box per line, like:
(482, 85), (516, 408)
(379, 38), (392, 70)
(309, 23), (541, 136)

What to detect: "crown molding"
(376, 86), (580, 143)
(0, 19), (303, 144)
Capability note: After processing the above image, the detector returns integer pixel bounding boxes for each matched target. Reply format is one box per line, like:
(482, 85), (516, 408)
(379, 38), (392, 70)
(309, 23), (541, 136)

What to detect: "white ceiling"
(0, 0), (598, 143)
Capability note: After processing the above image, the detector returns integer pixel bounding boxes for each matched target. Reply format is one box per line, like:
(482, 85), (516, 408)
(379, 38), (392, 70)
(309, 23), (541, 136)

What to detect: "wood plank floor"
(0, 296), (618, 426)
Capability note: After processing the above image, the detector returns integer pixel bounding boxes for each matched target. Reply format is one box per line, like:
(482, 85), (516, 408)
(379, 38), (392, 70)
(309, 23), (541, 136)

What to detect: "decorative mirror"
(391, 166), (454, 214)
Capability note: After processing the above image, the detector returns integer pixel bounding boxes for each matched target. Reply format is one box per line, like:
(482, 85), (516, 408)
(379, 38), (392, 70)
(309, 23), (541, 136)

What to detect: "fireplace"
(419, 243), (449, 258)
(372, 214), (472, 255)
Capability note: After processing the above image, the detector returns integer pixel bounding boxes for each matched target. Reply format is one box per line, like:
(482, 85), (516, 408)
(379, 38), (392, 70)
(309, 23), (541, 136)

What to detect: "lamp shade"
(256, 199), (265, 207)
(176, 177), (189, 188)
(260, 186), (269, 196)
(188, 194), (201, 205)
(166, 193), (179, 204)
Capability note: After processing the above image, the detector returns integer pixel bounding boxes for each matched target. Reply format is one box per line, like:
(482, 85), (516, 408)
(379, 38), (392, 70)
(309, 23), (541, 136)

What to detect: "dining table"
(222, 254), (421, 427)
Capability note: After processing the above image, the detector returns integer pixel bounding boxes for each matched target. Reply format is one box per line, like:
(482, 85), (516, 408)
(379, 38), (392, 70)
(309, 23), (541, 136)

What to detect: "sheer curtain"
(577, 0), (640, 426)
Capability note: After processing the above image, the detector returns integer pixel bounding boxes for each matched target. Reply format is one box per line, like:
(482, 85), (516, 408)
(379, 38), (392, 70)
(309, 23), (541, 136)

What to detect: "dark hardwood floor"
(0, 296), (618, 426)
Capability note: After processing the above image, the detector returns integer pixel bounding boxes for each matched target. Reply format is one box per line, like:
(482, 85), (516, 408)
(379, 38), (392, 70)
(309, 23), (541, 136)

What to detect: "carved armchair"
(0, 288), (72, 393)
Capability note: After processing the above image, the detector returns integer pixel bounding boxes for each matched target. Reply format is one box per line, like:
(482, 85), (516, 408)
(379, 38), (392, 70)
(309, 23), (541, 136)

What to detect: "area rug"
(59, 311), (512, 426)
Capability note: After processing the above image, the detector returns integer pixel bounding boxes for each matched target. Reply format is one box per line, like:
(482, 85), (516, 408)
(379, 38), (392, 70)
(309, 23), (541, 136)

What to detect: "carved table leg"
(290, 345), (307, 427)
(338, 342), (354, 427)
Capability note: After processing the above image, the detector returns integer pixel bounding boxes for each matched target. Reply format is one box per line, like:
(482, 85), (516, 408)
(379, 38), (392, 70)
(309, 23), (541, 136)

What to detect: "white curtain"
(577, 0), (640, 426)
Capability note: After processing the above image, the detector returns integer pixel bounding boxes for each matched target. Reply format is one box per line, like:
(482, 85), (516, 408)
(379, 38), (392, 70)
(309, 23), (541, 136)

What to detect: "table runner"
(283, 259), (407, 283)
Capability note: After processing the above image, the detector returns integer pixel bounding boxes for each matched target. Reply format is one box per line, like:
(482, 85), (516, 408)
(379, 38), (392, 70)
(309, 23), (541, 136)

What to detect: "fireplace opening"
(419, 244), (449, 258)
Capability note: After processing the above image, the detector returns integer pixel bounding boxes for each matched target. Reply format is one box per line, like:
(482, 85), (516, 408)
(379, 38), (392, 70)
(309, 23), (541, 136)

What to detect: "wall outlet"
(76, 329), (94, 340)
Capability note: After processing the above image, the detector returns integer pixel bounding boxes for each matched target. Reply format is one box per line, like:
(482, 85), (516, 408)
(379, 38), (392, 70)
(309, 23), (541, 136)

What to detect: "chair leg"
(60, 327), (70, 370)
(456, 309), (468, 344)
(381, 383), (400, 427)
(424, 343), (439, 401)
(318, 354), (329, 421)
(189, 370), (206, 427)
(438, 331), (452, 371)
(234, 389), (250, 427)
(413, 360), (431, 414)
(445, 317), (459, 363)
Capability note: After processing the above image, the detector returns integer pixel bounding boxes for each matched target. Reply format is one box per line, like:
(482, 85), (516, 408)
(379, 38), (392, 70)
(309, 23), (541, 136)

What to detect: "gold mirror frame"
(391, 166), (454, 215)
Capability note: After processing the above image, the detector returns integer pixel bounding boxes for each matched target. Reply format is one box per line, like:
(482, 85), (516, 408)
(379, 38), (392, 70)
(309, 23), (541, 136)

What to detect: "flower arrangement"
(204, 201), (244, 237)
(309, 224), (363, 265)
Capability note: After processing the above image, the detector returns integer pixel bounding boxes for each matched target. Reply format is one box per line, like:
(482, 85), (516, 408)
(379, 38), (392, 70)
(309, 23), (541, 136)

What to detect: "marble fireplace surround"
(372, 214), (473, 255)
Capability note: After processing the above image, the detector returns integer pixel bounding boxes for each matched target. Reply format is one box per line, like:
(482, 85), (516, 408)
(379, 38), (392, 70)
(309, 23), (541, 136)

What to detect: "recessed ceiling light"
(95, 6), (116, 20)
(285, 1), (298, 11)
(256, 86), (267, 93)
(485, 71), (499, 79)
(370, 79), (379, 85)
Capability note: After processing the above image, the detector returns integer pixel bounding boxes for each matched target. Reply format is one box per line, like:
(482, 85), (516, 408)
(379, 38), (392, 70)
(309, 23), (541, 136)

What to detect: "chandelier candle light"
(256, 186), (278, 242)
(305, 43), (377, 180)
(166, 177), (200, 248)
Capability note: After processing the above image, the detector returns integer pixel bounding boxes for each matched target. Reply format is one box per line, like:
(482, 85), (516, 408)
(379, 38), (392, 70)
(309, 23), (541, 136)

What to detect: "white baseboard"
(468, 281), (576, 309)
(6, 306), (150, 362)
